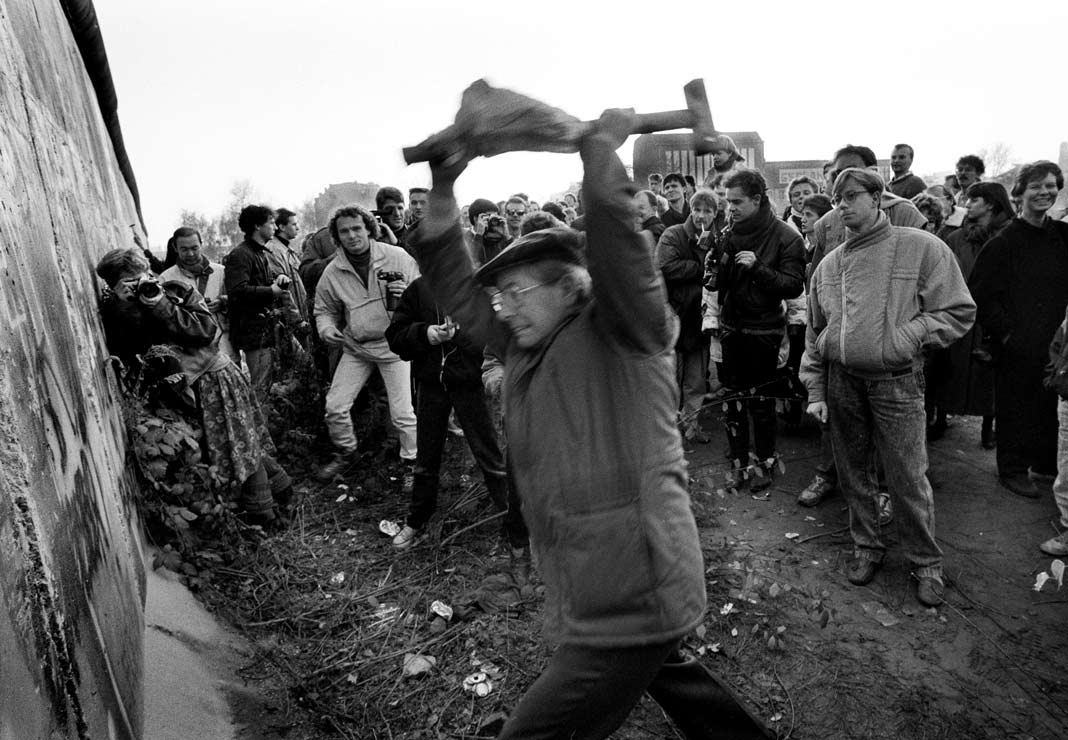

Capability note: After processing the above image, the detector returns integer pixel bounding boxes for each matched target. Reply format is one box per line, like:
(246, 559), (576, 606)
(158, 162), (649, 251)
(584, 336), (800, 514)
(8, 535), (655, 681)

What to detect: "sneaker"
(846, 557), (881, 586)
(916, 576), (944, 607)
(400, 464), (415, 495)
(876, 491), (893, 527)
(798, 474), (834, 507)
(317, 451), (358, 482)
(1039, 530), (1068, 556)
(999, 473), (1039, 498)
(392, 525), (420, 550)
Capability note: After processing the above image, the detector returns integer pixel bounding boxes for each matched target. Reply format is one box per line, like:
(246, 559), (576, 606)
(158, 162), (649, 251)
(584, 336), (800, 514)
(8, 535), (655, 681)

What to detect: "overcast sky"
(93, 0), (1068, 243)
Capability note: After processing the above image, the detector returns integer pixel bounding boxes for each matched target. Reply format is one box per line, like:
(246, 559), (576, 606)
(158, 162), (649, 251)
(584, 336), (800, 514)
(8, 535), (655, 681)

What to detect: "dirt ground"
(194, 404), (1068, 740)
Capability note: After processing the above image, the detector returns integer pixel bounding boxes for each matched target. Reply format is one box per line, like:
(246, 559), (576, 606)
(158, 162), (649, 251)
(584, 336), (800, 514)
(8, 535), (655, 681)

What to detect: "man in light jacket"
(314, 205), (420, 481)
(801, 168), (975, 607)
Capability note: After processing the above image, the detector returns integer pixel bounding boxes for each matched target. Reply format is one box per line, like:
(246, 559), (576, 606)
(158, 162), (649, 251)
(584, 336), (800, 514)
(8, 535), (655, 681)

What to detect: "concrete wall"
(0, 1), (145, 738)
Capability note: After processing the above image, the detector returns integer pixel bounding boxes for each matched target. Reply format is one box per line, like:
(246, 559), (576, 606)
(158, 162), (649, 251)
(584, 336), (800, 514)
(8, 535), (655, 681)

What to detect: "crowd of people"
(94, 124), (1068, 738)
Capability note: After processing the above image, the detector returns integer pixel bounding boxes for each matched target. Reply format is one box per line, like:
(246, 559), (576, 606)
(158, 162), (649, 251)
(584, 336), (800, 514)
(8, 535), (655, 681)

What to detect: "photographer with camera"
(465, 198), (511, 266)
(97, 249), (292, 528)
(314, 205), (420, 483)
(225, 204), (296, 404)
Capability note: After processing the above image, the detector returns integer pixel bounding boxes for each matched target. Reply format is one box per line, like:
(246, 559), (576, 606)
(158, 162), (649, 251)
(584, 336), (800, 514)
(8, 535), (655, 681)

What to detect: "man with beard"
(887, 144), (927, 200)
(970, 161), (1068, 497)
(802, 168), (974, 606)
(314, 206), (420, 482)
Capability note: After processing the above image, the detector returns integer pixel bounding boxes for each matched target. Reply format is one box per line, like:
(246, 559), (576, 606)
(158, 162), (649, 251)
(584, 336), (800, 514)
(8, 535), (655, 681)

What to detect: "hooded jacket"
(801, 213), (975, 403)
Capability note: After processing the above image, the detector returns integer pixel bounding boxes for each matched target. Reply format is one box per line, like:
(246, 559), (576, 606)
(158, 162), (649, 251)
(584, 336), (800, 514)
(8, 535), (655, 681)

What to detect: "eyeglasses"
(505, 209), (526, 217)
(489, 282), (547, 311)
(831, 190), (872, 206)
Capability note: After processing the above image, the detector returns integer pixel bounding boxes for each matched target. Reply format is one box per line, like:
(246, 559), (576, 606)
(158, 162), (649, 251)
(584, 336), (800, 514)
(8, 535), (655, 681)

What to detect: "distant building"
(633, 133), (892, 210)
(308, 181), (380, 228)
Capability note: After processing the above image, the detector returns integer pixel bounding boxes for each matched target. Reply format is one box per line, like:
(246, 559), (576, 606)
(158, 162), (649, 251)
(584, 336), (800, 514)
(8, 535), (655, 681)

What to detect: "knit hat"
(474, 227), (584, 286)
(467, 198), (499, 226)
(709, 134), (738, 155)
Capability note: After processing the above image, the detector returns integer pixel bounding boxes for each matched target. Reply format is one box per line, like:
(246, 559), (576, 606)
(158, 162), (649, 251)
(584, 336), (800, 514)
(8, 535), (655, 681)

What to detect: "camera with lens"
(486, 214), (506, 231)
(378, 270), (404, 311)
(135, 276), (162, 300)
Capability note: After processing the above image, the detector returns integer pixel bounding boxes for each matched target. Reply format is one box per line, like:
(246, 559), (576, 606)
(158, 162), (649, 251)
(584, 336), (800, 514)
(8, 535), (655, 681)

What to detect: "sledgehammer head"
(683, 79), (716, 156)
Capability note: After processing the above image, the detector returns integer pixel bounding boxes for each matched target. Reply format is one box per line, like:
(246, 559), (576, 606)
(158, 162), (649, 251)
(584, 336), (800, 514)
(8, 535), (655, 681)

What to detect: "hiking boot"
(392, 525), (420, 550)
(876, 491), (893, 527)
(1000, 473), (1039, 498)
(798, 474), (834, 507)
(400, 463), (416, 495)
(846, 557), (881, 586)
(1039, 530), (1068, 556)
(916, 576), (944, 607)
(317, 451), (359, 482)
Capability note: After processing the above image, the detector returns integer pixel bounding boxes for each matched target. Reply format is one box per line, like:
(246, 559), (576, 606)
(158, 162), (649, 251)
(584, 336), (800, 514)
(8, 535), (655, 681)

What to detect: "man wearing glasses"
(503, 196), (528, 239)
(409, 109), (772, 739)
(797, 145), (927, 511)
(801, 168), (975, 607)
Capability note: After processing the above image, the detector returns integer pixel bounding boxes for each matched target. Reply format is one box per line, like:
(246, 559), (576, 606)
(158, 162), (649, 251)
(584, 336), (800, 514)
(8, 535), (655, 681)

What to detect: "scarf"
(961, 212), (1011, 245)
(726, 199), (778, 252)
(842, 211), (891, 252)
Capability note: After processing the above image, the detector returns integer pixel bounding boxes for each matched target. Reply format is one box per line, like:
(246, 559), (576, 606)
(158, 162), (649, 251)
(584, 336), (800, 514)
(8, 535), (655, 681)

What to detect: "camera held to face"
(135, 275), (162, 300)
(378, 270), (404, 311)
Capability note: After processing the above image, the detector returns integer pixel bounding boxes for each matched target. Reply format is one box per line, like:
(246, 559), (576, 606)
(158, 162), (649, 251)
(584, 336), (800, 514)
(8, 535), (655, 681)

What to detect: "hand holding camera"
(377, 270), (406, 311)
(427, 315), (458, 346)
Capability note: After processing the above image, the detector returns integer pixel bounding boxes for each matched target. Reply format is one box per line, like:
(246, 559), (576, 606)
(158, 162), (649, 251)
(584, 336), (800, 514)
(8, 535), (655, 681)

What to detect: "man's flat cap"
(474, 227), (584, 286)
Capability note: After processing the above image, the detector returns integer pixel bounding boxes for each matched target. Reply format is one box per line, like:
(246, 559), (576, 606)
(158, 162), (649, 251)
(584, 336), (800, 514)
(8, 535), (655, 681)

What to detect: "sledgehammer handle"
(627, 110), (694, 135)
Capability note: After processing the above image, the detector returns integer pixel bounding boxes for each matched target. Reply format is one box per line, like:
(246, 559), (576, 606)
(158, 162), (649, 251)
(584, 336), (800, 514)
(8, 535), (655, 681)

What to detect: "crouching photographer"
(97, 248), (292, 528)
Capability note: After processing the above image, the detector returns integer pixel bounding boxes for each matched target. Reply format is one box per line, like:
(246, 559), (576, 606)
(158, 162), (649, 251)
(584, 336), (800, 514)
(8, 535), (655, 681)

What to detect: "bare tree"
(977, 142), (1013, 177)
(216, 179), (262, 249)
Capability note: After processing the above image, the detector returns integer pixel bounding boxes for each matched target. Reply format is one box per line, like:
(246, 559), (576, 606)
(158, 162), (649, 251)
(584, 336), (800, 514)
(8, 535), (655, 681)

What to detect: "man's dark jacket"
(385, 276), (483, 388)
(224, 238), (278, 349)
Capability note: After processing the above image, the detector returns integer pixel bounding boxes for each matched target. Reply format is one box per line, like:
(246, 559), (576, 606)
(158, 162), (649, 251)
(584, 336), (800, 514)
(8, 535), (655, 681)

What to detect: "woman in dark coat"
(939, 182), (1013, 447)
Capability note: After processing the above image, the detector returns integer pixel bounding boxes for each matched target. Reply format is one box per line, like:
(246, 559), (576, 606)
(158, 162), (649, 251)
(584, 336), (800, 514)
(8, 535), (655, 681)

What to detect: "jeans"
(244, 347), (274, 406)
(676, 345), (708, 431)
(498, 641), (771, 740)
(719, 330), (781, 463)
(1052, 399), (1068, 528)
(827, 364), (942, 578)
(408, 381), (528, 547)
(816, 423), (837, 481)
(324, 353), (417, 460)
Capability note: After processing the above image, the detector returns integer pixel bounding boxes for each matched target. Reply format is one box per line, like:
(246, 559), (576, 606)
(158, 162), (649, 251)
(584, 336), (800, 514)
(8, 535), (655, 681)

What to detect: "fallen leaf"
(431, 600), (454, 621)
(379, 520), (402, 537)
(709, 642), (721, 653)
(768, 583), (782, 598)
(731, 627), (738, 637)
(337, 484), (349, 491)
(334, 493), (347, 503)
(771, 713), (783, 722)
(784, 532), (800, 539)
(402, 653), (437, 678)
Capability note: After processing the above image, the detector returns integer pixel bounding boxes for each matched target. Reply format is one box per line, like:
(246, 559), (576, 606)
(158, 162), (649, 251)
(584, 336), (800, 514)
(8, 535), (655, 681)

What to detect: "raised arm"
(407, 168), (508, 356)
(581, 110), (676, 354)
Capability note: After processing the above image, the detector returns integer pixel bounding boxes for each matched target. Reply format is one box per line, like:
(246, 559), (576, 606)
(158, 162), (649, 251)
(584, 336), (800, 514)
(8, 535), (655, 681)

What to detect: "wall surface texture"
(0, 1), (145, 738)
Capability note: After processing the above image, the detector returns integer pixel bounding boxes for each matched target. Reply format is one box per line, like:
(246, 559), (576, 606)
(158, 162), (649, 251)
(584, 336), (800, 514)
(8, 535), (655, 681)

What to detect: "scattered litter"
(369, 603), (400, 629)
(430, 600), (454, 621)
(1052, 559), (1065, 588)
(344, 528), (358, 536)
(731, 627), (738, 637)
(462, 671), (494, 697)
(784, 532), (800, 540)
(337, 484), (349, 491)
(329, 572), (345, 585)
(860, 601), (900, 627)
(771, 713), (783, 722)
(720, 602), (735, 616)
(709, 642), (721, 653)
(804, 516), (816, 522)
(402, 653), (437, 678)
(345, 672), (358, 684)
(1034, 572), (1051, 592)
(378, 520), (402, 537)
